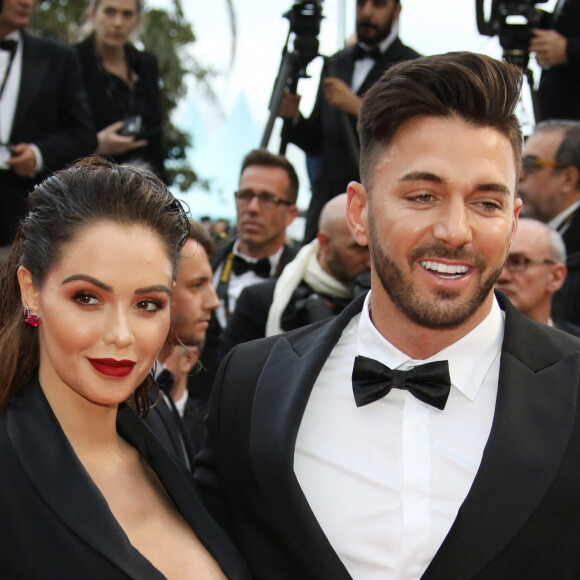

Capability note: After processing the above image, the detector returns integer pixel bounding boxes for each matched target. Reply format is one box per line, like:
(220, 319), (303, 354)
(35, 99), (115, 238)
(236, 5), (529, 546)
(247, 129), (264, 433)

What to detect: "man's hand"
(323, 77), (362, 116)
(6, 144), (37, 177)
(278, 91), (302, 119)
(530, 29), (568, 67)
(95, 121), (148, 156)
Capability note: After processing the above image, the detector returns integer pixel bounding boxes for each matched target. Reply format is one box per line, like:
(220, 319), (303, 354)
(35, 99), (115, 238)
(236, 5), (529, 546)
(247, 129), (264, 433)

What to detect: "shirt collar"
(232, 238), (282, 273)
(356, 292), (505, 402)
(548, 200), (580, 231)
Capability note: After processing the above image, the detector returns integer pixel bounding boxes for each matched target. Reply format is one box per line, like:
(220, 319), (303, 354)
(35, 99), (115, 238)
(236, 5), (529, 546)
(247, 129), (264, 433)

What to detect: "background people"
(0, 157), (248, 579)
(279, 0), (420, 243)
(0, 0), (96, 248)
(195, 52), (580, 580)
(75, 0), (167, 180)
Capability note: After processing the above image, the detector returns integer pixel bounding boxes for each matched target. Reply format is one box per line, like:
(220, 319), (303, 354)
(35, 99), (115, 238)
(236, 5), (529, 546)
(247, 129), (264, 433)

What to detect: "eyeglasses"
(234, 189), (294, 210)
(520, 155), (567, 175)
(504, 253), (556, 273)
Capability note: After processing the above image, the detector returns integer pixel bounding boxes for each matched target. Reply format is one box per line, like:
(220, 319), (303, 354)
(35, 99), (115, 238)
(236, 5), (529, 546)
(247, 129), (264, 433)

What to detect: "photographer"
(75, 0), (167, 181)
(278, 0), (420, 244)
(531, 0), (580, 120)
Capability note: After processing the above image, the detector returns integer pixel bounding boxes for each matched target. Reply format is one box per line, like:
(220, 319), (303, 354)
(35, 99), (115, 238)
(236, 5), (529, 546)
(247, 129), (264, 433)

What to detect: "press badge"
(0, 144), (11, 170)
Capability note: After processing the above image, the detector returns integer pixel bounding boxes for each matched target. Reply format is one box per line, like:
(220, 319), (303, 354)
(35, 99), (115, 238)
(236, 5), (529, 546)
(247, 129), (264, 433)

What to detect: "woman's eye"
(135, 299), (164, 312)
(74, 292), (98, 306)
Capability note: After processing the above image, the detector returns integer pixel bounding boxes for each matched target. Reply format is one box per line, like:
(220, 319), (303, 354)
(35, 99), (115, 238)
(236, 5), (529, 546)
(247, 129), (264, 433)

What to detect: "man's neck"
(523, 300), (551, 326)
(237, 238), (284, 260)
(0, 24), (20, 40)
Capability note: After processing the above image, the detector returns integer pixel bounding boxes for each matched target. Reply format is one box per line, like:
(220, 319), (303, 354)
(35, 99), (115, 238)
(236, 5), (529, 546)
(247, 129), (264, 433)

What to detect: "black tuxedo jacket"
(75, 36), (166, 181)
(286, 38), (420, 241)
(0, 33), (96, 245)
(194, 238), (299, 402)
(195, 291), (580, 580)
(0, 376), (249, 579)
(552, 207), (580, 325)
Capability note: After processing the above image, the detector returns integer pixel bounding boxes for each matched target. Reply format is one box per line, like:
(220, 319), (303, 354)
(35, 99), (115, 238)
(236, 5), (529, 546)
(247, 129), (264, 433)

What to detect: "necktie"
(0, 40), (17, 52)
(352, 355), (451, 410)
(232, 255), (271, 278)
(354, 45), (381, 61)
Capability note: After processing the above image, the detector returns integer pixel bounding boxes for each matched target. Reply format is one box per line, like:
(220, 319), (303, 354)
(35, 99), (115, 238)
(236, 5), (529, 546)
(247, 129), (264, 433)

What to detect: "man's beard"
(368, 221), (505, 329)
(356, 13), (395, 46)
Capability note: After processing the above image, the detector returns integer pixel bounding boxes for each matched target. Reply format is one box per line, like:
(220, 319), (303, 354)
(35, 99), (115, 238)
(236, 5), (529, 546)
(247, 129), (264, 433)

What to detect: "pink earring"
(22, 307), (40, 327)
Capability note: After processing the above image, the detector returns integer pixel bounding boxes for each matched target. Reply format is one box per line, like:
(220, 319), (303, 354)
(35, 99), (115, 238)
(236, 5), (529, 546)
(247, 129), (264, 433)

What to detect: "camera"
(476, 0), (549, 69)
(117, 115), (143, 137)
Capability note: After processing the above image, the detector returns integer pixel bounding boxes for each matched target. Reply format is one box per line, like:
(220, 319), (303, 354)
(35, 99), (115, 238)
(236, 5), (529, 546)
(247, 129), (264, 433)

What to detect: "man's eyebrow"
(399, 171), (446, 185)
(61, 274), (112, 292)
(474, 182), (512, 196)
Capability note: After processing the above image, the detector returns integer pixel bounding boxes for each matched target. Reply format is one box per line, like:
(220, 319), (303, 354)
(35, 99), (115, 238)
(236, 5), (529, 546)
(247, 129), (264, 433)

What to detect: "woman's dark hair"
(0, 157), (190, 416)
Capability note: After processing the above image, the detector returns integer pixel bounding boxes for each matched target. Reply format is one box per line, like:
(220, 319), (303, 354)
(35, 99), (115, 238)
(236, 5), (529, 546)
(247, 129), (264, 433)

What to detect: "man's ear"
(561, 165), (580, 193)
(285, 204), (299, 227)
(347, 181), (369, 247)
(547, 263), (567, 293)
(17, 266), (39, 312)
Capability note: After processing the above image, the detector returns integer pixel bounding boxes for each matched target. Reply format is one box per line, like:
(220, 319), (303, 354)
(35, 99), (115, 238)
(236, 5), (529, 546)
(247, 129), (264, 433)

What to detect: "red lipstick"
(88, 358), (136, 378)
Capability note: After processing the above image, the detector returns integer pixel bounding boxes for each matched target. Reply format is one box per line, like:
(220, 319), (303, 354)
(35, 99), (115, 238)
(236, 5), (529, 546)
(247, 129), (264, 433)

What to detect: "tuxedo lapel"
(6, 377), (164, 579)
(12, 34), (50, 139)
(249, 294), (366, 579)
(423, 296), (580, 579)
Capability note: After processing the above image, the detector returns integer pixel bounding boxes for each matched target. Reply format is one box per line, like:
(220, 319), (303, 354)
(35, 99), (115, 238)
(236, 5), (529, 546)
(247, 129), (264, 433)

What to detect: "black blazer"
(0, 33), (96, 245)
(0, 376), (249, 579)
(195, 291), (580, 580)
(75, 35), (166, 181)
(286, 38), (420, 241)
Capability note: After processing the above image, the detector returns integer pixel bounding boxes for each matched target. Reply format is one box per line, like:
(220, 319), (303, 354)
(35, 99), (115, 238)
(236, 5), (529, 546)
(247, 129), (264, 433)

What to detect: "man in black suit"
(195, 52), (580, 579)
(0, 0), (96, 247)
(195, 148), (299, 399)
(279, 0), (420, 242)
(496, 217), (580, 335)
(517, 119), (580, 325)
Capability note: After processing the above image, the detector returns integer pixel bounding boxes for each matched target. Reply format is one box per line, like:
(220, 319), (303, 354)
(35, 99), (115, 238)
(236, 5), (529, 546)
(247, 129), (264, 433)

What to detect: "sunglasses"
(234, 190), (294, 210)
(520, 155), (567, 174)
(504, 253), (556, 273)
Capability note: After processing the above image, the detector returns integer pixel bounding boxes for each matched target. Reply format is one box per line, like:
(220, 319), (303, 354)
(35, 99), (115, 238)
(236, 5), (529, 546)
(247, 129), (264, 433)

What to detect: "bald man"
(496, 218), (580, 335)
(217, 193), (371, 358)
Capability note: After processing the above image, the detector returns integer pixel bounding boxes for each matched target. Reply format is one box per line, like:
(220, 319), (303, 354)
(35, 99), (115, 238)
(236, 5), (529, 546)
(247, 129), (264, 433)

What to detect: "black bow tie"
(352, 355), (451, 410)
(232, 255), (271, 278)
(354, 45), (381, 61)
(0, 39), (17, 52)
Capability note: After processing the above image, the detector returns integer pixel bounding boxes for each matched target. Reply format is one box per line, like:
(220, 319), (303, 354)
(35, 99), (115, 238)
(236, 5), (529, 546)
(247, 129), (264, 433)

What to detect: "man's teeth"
(420, 261), (469, 277)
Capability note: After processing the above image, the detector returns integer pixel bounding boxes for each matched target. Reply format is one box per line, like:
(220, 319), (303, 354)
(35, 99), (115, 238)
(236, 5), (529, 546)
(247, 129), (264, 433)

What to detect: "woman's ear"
(17, 266), (39, 312)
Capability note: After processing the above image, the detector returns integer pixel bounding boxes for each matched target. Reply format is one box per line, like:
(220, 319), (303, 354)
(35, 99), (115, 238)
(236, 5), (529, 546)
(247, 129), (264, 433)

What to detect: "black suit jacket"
(0, 376), (249, 579)
(195, 291), (580, 580)
(286, 38), (420, 241)
(0, 33), (96, 245)
(193, 238), (299, 402)
(552, 207), (580, 324)
(75, 35), (166, 181)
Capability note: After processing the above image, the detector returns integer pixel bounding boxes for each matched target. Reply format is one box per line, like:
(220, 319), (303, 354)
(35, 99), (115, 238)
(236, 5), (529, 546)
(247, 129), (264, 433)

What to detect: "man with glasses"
(195, 149), (299, 399)
(518, 120), (580, 324)
(496, 217), (580, 335)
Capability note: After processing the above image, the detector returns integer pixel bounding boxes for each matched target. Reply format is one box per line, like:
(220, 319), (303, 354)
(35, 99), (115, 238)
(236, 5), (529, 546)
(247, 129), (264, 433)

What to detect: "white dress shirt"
(294, 292), (503, 579)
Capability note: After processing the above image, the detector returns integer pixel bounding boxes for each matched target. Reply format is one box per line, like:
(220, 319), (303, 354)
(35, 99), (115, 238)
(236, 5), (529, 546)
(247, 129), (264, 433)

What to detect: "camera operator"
(278, 0), (420, 244)
(531, 0), (580, 120)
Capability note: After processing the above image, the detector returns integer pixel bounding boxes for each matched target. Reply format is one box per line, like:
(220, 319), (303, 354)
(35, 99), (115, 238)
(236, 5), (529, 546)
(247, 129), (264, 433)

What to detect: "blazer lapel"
(423, 295), (580, 579)
(7, 378), (165, 579)
(249, 294), (366, 579)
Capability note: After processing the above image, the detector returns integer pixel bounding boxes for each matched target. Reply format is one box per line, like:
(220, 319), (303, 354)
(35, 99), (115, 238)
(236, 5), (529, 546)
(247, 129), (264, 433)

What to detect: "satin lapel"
(6, 378), (164, 579)
(11, 34), (49, 139)
(423, 299), (580, 579)
(249, 294), (366, 580)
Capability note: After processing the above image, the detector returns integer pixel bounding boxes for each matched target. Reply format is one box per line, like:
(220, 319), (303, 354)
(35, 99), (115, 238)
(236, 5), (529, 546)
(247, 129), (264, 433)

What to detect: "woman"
(0, 158), (248, 579)
(75, 0), (167, 180)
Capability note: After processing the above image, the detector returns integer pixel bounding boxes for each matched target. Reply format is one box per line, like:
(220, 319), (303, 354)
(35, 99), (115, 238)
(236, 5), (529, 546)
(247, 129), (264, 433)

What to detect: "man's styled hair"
(534, 120), (580, 174)
(357, 52), (524, 188)
(240, 149), (299, 204)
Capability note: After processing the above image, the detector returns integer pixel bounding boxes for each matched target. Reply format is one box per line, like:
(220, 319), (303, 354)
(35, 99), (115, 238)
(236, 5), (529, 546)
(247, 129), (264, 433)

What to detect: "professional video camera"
(475, 0), (551, 69)
(261, 1), (324, 153)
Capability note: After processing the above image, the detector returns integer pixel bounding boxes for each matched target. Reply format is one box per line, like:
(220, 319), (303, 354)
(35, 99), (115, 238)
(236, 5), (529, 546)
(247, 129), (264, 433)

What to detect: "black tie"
(0, 40), (17, 52)
(354, 45), (381, 61)
(352, 355), (451, 410)
(232, 255), (271, 278)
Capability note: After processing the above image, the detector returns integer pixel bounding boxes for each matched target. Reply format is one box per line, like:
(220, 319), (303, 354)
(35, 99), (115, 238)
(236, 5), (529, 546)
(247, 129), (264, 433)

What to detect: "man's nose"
(431, 200), (473, 248)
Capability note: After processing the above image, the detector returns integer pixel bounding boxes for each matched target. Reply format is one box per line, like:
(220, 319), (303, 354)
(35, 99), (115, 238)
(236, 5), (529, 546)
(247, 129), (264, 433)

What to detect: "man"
(196, 148), (299, 398)
(195, 53), (580, 579)
(279, 0), (420, 243)
(217, 193), (370, 358)
(0, 0), (96, 247)
(517, 119), (580, 324)
(145, 223), (220, 469)
(496, 217), (580, 335)
(530, 0), (580, 120)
